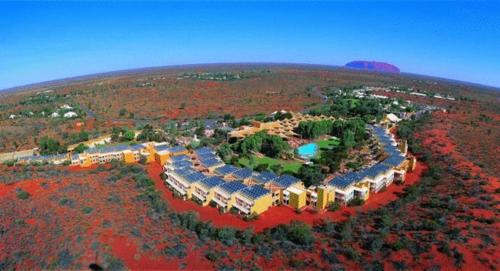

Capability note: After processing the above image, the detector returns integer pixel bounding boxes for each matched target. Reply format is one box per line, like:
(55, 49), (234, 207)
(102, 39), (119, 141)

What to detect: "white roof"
(64, 112), (78, 118)
(386, 113), (401, 122)
(286, 186), (306, 195)
(51, 112), (60, 118)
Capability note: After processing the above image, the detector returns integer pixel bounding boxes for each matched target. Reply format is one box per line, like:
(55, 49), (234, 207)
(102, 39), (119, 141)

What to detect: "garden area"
(237, 155), (302, 174)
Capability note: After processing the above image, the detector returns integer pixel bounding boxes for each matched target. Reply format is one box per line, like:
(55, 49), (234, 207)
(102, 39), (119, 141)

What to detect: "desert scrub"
(16, 189), (30, 200)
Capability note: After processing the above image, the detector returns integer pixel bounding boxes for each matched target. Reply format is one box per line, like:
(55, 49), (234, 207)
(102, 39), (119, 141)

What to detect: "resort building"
(283, 185), (308, 209)
(212, 181), (247, 212)
(214, 164), (240, 179)
(247, 171), (279, 185)
(165, 168), (208, 199)
(266, 174), (304, 206)
(191, 176), (225, 206)
(358, 164), (394, 193)
(314, 185), (335, 210)
(70, 143), (153, 167)
(154, 145), (188, 165)
(194, 147), (224, 172)
(229, 111), (335, 140)
(228, 167), (254, 182)
(18, 153), (69, 165)
(233, 185), (273, 215)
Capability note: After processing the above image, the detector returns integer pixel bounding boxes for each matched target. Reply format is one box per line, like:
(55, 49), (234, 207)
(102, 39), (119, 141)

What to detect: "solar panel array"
(184, 171), (208, 184)
(167, 146), (187, 153)
(200, 176), (225, 189)
(359, 163), (391, 179)
(382, 154), (406, 167)
(240, 185), (271, 200)
(200, 158), (223, 168)
(329, 172), (361, 189)
(171, 160), (193, 169)
(327, 125), (406, 190)
(232, 168), (253, 179)
(219, 181), (247, 195)
(273, 174), (300, 188)
(215, 164), (239, 175)
(252, 171), (279, 183)
(171, 155), (190, 162)
(195, 146), (214, 155)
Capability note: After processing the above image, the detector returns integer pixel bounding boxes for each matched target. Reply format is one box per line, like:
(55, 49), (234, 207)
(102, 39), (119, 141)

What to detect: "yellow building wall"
(155, 153), (170, 166)
(317, 186), (335, 210)
(289, 191), (307, 209)
(123, 152), (135, 164)
(80, 156), (93, 168)
(250, 194), (273, 215)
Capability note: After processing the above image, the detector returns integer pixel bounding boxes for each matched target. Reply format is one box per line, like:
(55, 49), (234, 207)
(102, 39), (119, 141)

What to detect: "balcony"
(165, 178), (187, 196)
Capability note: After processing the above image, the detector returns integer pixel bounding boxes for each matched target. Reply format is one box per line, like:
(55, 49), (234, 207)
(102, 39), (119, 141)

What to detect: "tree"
(217, 143), (233, 162)
(39, 136), (66, 155)
(74, 143), (88, 153)
(261, 136), (288, 158)
(297, 164), (324, 187)
(119, 108), (127, 117)
(342, 130), (356, 150)
(270, 164), (284, 175)
(122, 130), (135, 141)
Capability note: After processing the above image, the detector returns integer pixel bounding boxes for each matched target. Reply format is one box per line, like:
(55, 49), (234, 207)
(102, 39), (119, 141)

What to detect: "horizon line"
(1, 62), (499, 93)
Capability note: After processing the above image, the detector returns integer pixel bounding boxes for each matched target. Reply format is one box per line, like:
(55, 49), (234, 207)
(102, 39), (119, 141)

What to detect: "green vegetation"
(296, 164), (325, 187)
(39, 136), (66, 155)
(295, 119), (366, 151)
(66, 131), (89, 145)
(137, 124), (165, 142)
(316, 137), (340, 150)
(73, 143), (88, 153)
(111, 127), (136, 142)
(16, 189), (30, 200)
(234, 131), (290, 158)
(81, 206), (94, 214)
(238, 155), (301, 174)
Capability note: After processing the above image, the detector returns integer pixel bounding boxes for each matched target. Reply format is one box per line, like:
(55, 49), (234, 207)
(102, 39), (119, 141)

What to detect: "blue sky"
(1, 1), (499, 89)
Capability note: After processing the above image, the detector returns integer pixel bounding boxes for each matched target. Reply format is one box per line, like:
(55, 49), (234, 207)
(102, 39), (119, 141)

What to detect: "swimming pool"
(297, 143), (318, 159)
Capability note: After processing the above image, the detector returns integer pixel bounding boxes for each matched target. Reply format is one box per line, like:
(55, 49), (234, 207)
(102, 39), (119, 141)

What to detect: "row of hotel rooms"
(16, 125), (415, 216)
(163, 125), (416, 216)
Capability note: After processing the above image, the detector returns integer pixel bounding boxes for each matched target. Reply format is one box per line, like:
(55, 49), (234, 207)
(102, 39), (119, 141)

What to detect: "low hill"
(345, 61), (400, 73)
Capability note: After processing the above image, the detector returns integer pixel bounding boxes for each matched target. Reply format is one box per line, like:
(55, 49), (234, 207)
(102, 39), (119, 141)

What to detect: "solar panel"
(363, 163), (391, 178)
(219, 181), (247, 194)
(240, 185), (270, 200)
(200, 158), (223, 168)
(171, 160), (193, 168)
(200, 176), (225, 189)
(252, 171), (278, 183)
(233, 168), (253, 179)
(195, 146), (215, 155)
(382, 154), (406, 167)
(167, 146), (187, 153)
(171, 155), (190, 162)
(273, 174), (300, 188)
(184, 171), (207, 183)
(329, 174), (357, 189)
(215, 164), (239, 175)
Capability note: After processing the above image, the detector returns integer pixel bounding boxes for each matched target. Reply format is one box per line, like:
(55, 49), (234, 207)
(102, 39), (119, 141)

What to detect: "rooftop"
(240, 185), (271, 200)
(218, 181), (247, 195)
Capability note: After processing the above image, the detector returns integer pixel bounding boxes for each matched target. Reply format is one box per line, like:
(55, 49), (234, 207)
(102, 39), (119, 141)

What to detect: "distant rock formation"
(345, 61), (400, 73)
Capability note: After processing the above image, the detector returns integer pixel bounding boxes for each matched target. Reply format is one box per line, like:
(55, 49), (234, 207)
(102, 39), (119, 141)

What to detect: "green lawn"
(238, 155), (302, 174)
(316, 137), (341, 150)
